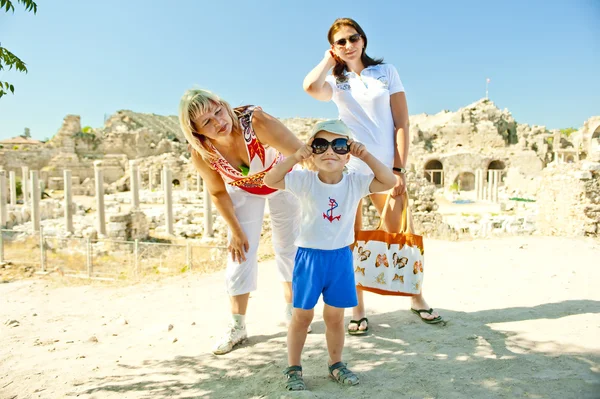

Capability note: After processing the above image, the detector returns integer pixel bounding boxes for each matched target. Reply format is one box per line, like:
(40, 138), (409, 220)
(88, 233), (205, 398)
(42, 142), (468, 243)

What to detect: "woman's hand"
(229, 230), (249, 263)
(323, 49), (335, 64)
(391, 173), (406, 197)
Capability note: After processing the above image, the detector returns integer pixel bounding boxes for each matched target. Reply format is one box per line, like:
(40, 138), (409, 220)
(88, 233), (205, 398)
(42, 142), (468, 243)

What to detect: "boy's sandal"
(411, 308), (444, 324)
(347, 317), (369, 335)
(328, 361), (359, 386)
(283, 365), (306, 391)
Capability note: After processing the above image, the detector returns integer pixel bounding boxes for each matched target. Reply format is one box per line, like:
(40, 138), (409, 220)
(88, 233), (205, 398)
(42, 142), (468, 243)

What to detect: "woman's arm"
(190, 150), (248, 262)
(252, 109), (304, 156)
(390, 91), (410, 197)
(302, 50), (335, 102)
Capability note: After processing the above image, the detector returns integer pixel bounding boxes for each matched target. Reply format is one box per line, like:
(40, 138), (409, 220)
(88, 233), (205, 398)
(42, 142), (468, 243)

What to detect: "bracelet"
(392, 167), (406, 174)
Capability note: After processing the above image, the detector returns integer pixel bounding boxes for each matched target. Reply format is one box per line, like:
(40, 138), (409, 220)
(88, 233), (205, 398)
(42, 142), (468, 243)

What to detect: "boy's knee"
(323, 309), (345, 326)
(292, 309), (314, 327)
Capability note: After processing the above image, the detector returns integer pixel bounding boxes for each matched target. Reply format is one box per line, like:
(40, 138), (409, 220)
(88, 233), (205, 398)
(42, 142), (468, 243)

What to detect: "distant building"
(0, 136), (44, 149)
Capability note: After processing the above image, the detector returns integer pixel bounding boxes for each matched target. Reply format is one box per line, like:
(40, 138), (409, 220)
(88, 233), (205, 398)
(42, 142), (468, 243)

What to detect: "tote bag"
(352, 192), (424, 296)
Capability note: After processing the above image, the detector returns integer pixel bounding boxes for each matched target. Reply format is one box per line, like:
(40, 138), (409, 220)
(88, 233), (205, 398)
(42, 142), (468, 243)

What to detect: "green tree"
(560, 127), (577, 137)
(0, 0), (38, 98)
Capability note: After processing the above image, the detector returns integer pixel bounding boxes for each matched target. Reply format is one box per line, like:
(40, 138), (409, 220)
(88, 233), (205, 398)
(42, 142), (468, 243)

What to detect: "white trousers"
(225, 187), (300, 296)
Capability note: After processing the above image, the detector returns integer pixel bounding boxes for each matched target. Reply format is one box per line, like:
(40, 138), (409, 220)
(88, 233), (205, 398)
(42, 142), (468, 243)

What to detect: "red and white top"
(208, 106), (284, 196)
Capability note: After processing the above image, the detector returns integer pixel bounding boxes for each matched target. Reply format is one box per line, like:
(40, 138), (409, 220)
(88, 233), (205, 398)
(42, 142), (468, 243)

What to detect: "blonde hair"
(178, 88), (240, 163)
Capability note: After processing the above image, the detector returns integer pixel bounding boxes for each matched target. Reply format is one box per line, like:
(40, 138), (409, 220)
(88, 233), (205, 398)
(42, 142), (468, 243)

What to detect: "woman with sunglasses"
(303, 18), (443, 335)
(179, 88), (305, 355)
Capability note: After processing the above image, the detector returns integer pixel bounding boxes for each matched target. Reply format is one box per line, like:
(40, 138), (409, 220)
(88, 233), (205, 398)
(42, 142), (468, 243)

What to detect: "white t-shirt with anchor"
(284, 170), (373, 250)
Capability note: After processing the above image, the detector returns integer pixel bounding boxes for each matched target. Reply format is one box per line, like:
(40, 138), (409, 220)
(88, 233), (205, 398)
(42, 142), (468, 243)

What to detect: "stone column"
(64, 170), (73, 233)
(197, 172), (202, 192)
(203, 181), (213, 237)
(474, 170), (481, 201)
(129, 160), (140, 209)
(30, 171), (40, 232)
(184, 180), (189, 192)
(492, 170), (500, 203)
(0, 171), (7, 228)
(9, 171), (17, 206)
(21, 166), (29, 206)
(148, 167), (154, 191)
(163, 166), (173, 235)
(137, 167), (142, 191)
(478, 169), (484, 201)
(94, 161), (106, 236)
(487, 170), (493, 201)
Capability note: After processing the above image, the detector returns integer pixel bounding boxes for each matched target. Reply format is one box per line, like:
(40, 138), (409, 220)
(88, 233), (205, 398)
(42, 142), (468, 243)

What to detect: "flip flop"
(347, 317), (369, 335)
(411, 308), (443, 324)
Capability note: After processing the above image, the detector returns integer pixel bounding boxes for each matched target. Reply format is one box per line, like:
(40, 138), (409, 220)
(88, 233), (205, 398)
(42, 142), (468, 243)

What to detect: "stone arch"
(172, 178), (180, 186)
(454, 172), (475, 191)
(424, 159), (443, 186)
(592, 125), (600, 151)
(488, 160), (506, 170)
(565, 155), (575, 163)
(486, 160), (506, 183)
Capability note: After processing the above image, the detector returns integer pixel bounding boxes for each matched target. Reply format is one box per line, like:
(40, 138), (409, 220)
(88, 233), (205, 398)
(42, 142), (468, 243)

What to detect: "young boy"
(263, 119), (396, 391)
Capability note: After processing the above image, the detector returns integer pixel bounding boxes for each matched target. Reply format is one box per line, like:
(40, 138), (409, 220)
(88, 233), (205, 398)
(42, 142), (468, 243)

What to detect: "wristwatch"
(392, 167), (406, 174)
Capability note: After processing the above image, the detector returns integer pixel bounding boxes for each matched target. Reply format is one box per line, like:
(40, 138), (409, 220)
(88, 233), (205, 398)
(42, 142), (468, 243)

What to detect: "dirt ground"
(1, 236), (599, 399)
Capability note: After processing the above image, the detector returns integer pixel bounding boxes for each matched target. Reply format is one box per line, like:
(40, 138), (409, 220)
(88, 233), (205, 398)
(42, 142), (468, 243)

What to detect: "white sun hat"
(309, 119), (355, 141)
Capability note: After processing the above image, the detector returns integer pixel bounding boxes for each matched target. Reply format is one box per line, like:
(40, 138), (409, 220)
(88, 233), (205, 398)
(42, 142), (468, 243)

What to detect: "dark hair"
(327, 18), (383, 82)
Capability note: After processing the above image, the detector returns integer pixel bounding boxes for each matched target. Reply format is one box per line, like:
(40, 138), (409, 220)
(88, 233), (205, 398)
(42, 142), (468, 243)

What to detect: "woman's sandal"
(328, 361), (359, 386)
(347, 317), (369, 335)
(283, 365), (306, 391)
(411, 308), (443, 324)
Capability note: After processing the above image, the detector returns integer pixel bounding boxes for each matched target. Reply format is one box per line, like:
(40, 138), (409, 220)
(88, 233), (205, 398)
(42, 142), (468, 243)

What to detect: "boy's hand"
(294, 144), (313, 162)
(348, 139), (368, 160)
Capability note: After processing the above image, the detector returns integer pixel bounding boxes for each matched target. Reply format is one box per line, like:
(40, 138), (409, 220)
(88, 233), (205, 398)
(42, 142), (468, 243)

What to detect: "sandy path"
(1, 236), (599, 399)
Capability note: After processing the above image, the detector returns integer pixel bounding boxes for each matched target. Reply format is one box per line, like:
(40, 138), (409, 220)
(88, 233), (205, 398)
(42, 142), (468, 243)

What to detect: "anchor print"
(323, 197), (341, 223)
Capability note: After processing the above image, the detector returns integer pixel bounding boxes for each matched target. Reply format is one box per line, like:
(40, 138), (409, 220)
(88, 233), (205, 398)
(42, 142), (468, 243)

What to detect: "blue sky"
(0, 0), (598, 140)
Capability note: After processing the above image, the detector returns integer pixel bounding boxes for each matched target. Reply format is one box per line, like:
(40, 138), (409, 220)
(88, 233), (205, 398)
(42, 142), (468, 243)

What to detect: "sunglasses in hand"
(311, 137), (350, 155)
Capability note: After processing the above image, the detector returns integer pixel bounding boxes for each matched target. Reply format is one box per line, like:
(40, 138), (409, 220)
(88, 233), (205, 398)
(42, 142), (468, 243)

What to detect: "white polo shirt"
(325, 63), (405, 174)
(284, 170), (373, 250)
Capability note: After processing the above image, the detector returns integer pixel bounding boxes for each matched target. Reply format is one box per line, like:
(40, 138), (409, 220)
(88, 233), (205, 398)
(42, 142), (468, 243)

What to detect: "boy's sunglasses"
(334, 33), (361, 47)
(311, 137), (350, 155)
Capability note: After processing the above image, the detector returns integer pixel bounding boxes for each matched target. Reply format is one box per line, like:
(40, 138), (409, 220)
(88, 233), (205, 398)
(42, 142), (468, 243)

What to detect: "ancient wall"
(536, 162), (600, 237)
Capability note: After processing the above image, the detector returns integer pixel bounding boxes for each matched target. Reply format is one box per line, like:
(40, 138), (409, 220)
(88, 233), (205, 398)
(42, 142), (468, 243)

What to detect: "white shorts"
(224, 186), (300, 296)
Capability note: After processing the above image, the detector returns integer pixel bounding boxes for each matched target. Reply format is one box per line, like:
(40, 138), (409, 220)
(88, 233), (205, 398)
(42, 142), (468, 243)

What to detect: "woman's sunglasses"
(311, 137), (350, 155)
(334, 33), (361, 47)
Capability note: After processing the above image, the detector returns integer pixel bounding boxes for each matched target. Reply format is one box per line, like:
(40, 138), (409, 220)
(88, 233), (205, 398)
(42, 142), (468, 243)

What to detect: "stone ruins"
(1, 99), (599, 245)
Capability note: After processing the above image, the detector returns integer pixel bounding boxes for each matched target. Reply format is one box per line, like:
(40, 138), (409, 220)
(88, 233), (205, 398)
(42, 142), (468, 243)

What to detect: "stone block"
(574, 171), (592, 180)
(582, 162), (600, 171)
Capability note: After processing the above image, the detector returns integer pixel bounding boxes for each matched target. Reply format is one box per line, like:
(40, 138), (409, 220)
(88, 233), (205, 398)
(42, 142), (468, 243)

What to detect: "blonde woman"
(179, 88), (305, 354)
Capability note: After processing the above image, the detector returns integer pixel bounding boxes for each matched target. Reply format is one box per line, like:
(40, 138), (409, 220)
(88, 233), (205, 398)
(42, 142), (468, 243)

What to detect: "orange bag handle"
(376, 191), (415, 234)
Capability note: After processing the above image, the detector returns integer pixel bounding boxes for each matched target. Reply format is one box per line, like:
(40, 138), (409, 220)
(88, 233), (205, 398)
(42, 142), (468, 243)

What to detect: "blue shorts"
(292, 246), (358, 310)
